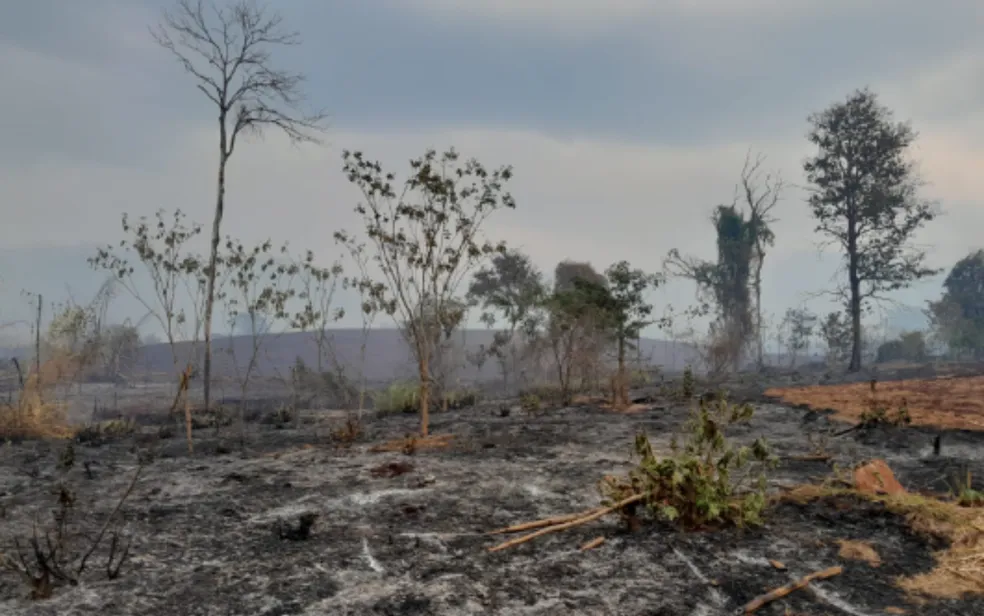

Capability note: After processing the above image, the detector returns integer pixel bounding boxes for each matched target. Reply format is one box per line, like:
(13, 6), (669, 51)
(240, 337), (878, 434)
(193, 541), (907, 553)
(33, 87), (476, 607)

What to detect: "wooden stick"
(487, 507), (607, 535)
(579, 536), (606, 551)
(742, 566), (843, 613)
(488, 494), (645, 553)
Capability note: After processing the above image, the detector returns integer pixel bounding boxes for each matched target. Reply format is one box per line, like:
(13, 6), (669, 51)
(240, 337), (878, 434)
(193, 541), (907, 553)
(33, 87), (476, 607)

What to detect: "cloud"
(1, 0), (981, 343)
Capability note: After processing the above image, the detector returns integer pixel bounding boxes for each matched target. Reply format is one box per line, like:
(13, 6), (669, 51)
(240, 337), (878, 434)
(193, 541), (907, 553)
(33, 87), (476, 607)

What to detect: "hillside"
(132, 329), (702, 383)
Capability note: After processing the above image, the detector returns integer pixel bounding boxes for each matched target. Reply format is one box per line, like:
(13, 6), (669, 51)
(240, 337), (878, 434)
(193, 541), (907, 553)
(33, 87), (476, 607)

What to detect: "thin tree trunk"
(418, 351), (430, 437)
(848, 222), (863, 372)
(35, 294), (42, 395)
(754, 253), (765, 369)
(203, 122), (228, 416)
(616, 335), (627, 407)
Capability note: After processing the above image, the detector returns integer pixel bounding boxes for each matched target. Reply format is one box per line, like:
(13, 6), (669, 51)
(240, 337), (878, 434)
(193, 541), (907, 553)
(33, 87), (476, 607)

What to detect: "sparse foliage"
(219, 238), (297, 443)
(602, 261), (666, 407)
(337, 148), (516, 436)
(782, 308), (817, 367)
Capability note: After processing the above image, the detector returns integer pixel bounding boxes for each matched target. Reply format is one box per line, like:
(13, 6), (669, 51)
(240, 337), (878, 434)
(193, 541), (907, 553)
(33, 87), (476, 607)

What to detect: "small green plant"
(58, 442), (75, 470)
(859, 395), (911, 428)
(680, 365), (695, 400)
(519, 384), (566, 407)
(444, 389), (480, 410)
(373, 381), (420, 413)
(75, 419), (137, 445)
(520, 393), (541, 414)
(949, 470), (984, 507)
(599, 396), (778, 530)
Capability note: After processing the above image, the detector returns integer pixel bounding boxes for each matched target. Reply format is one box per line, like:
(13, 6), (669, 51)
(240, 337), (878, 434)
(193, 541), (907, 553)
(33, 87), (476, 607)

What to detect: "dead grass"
(836, 539), (882, 567)
(784, 485), (984, 599)
(0, 376), (74, 440)
(766, 375), (984, 431)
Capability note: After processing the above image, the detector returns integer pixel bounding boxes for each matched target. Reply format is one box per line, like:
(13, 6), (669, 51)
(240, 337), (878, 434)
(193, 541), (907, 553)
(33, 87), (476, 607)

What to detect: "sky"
(0, 0), (981, 346)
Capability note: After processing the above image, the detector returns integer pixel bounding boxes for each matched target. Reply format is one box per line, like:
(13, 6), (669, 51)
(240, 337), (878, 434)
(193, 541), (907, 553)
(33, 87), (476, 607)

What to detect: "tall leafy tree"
(467, 249), (546, 390)
(804, 88), (939, 372)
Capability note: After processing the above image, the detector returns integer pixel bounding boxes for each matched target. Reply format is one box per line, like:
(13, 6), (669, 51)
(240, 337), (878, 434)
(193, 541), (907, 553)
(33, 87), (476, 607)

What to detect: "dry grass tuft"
(766, 375), (984, 431)
(0, 376), (74, 440)
(836, 539), (882, 567)
(783, 485), (984, 598)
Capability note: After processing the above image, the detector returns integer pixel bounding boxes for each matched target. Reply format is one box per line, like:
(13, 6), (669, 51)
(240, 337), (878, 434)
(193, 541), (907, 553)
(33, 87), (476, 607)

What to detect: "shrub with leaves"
(373, 381), (420, 413)
(599, 396), (778, 530)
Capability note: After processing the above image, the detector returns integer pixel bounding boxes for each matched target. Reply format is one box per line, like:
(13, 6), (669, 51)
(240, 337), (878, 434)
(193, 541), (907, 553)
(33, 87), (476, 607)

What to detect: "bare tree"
(152, 0), (328, 415)
(336, 148), (515, 436)
(736, 151), (782, 369)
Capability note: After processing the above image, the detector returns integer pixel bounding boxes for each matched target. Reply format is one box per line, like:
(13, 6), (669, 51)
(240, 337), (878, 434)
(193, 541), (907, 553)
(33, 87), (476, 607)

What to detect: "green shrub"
(445, 389), (481, 410)
(520, 393), (541, 414)
(599, 396), (777, 530)
(518, 384), (566, 407)
(76, 418), (137, 445)
(373, 381), (420, 413)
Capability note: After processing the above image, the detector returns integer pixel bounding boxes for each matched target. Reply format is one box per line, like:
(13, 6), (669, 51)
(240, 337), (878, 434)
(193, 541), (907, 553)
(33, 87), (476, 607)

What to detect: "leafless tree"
(735, 151), (782, 369)
(152, 0), (329, 415)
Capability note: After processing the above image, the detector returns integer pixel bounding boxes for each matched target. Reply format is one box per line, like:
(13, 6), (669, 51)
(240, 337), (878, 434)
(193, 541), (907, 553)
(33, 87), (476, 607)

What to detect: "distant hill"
(128, 329), (702, 383)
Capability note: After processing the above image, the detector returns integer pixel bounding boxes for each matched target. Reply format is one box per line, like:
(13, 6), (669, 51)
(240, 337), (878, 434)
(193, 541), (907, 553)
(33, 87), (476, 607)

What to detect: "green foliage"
(444, 388), (481, 410)
(876, 331), (928, 363)
(949, 470), (984, 508)
(373, 381), (420, 414)
(520, 392), (541, 414)
(681, 365), (695, 400)
(337, 148), (515, 434)
(75, 419), (137, 445)
(859, 397), (912, 428)
(927, 250), (984, 360)
(519, 384), (566, 407)
(600, 396), (777, 530)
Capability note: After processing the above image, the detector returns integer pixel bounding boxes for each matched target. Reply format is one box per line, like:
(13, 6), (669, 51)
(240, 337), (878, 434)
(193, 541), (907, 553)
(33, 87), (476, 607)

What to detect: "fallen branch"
(487, 507), (606, 536)
(579, 536), (605, 551)
(487, 494), (645, 553)
(369, 433), (454, 453)
(786, 454), (832, 462)
(742, 565), (843, 613)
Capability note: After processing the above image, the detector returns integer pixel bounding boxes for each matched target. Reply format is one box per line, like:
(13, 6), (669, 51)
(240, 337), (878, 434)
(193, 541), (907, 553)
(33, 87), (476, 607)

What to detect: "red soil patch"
(766, 375), (984, 431)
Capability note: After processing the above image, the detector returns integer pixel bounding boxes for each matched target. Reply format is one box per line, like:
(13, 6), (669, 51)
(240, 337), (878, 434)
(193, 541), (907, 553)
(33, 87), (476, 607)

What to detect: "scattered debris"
(277, 513), (319, 541)
(370, 461), (415, 478)
(741, 565), (843, 613)
(853, 459), (906, 496)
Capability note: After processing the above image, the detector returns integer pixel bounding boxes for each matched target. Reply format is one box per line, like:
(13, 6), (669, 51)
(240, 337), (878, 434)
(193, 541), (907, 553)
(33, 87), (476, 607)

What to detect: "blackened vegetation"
(2, 465), (143, 600)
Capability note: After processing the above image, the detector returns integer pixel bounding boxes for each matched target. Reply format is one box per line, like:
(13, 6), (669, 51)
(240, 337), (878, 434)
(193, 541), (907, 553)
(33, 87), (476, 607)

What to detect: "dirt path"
(2, 397), (984, 615)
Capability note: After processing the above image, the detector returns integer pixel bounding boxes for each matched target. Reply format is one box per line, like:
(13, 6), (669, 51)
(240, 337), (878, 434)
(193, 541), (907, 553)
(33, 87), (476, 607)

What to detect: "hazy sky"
(1, 0), (981, 345)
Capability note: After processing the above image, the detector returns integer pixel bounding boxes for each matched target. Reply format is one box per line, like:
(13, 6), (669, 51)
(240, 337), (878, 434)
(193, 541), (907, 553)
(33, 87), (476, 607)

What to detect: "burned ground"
(2, 385), (984, 615)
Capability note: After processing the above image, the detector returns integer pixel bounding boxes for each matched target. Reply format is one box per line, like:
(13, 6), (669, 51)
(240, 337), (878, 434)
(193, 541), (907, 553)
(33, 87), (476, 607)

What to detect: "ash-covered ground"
(3, 383), (984, 615)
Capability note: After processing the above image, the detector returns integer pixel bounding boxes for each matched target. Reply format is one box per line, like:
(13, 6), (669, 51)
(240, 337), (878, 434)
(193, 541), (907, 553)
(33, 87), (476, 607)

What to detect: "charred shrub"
(1, 466), (143, 600)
